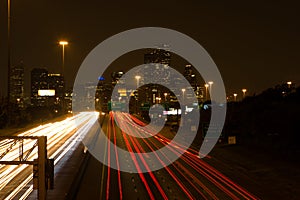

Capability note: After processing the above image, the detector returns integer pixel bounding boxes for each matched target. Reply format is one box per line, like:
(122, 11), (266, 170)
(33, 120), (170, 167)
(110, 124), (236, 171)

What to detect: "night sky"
(0, 0), (299, 97)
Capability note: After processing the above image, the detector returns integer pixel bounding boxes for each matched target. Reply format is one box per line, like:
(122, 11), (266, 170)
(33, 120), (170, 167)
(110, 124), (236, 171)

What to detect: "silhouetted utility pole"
(7, 0), (11, 124)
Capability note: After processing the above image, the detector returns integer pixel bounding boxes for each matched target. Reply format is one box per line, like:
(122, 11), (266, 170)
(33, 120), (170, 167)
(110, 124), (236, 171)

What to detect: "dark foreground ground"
(73, 142), (300, 200)
(205, 144), (300, 200)
(73, 123), (300, 200)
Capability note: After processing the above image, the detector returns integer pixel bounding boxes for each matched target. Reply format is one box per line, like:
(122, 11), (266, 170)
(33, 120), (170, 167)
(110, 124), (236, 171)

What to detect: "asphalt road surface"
(75, 112), (258, 200)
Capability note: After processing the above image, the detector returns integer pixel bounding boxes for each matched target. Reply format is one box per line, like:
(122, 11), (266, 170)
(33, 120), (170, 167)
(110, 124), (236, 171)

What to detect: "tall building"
(184, 64), (197, 90)
(95, 76), (111, 113)
(47, 74), (65, 97)
(144, 49), (171, 65)
(10, 63), (25, 108)
(31, 68), (65, 107)
(31, 68), (48, 98)
(111, 71), (124, 86)
(138, 49), (172, 103)
(143, 49), (171, 84)
(183, 64), (204, 102)
(111, 71), (127, 100)
(64, 88), (73, 113)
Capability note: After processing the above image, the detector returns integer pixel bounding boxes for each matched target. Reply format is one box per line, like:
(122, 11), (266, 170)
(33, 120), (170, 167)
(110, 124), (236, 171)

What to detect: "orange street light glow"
(59, 41), (68, 45)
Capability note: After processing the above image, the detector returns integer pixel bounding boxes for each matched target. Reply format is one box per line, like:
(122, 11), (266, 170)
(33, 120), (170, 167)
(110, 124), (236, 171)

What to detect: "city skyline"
(0, 1), (299, 199)
(2, 48), (298, 101)
(0, 1), (299, 98)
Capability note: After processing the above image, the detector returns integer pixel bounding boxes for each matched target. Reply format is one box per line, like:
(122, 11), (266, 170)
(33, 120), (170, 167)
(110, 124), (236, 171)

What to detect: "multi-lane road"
(76, 111), (259, 200)
(0, 112), (98, 199)
(0, 111), (259, 199)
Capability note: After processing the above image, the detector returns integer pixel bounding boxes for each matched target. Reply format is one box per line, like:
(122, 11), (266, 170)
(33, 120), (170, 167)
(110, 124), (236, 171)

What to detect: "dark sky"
(0, 0), (299, 97)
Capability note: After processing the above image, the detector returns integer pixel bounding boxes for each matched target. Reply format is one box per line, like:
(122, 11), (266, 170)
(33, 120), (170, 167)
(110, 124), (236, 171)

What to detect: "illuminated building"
(10, 63), (25, 108)
(30, 68), (65, 108)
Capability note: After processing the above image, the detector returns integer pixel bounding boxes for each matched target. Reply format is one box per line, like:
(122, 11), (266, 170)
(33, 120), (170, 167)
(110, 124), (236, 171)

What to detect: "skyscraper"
(10, 63), (25, 108)
(184, 64), (204, 102)
(144, 49), (171, 65)
(184, 64), (197, 90)
(30, 68), (65, 107)
(31, 68), (48, 106)
(111, 71), (124, 86)
(142, 49), (172, 105)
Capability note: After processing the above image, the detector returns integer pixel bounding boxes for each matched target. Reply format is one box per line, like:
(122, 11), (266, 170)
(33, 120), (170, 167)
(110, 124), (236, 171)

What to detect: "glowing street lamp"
(204, 84), (209, 101)
(181, 88), (186, 104)
(233, 93), (238, 101)
(164, 93), (168, 102)
(242, 89), (247, 98)
(208, 81), (213, 99)
(287, 81), (292, 88)
(59, 40), (68, 74)
(135, 75), (141, 88)
(156, 97), (161, 103)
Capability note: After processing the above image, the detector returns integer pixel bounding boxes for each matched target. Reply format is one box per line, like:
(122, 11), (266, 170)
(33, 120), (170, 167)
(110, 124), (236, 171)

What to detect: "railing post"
(38, 136), (47, 200)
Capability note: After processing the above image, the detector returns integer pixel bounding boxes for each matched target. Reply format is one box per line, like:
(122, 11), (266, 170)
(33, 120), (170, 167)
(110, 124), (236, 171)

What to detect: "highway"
(0, 112), (98, 200)
(0, 111), (259, 199)
(76, 111), (259, 200)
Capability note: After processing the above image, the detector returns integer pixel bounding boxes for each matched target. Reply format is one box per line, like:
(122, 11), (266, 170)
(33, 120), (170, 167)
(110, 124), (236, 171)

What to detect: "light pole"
(208, 81), (213, 100)
(135, 75), (141, 88)
(287, 81), (292, 89)
(204, 84), (209, 101)
(233, 93), (238, 102)
(181, 88), (186, 104)
(7, 0), (11, 124)
(59, 41), (68, 75)
(155, 97), (161, 104)
(134, 76), (141, 114)
(242, 89), (247, 99)
(164, 93), (168, 102)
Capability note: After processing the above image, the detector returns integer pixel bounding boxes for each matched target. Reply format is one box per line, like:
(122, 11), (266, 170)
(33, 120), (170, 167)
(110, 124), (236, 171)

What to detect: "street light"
(233, 93), (238, 102)
(155, 97), (161, 104)
(204, 84), (209, 101)
(242, 89), (247, 99)
(134, 76), (141, 114)
(7, 0), (11, 123)
(164, 93), (168, 102)
(208, 81), (213, 99)
(135, 75), (141, 88)
(287, 81), (292, 88)
(59, 40), (68, 75)
(181, 88), (186, 104)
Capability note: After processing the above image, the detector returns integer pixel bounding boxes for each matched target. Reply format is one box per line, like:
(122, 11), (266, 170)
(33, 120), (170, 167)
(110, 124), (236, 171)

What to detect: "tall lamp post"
(242, 89), (247, 99)
(208, 81), (213, 100)
(233, 93), (238, 102)
(7, 0), (11, 124)
(204, 84), (209, 101)
(59, 41), (68, 75)
(134, 75), (141, 114)
(181, 88), (186, 104)
(135, 75), (141, 88)
(287, 81), (292, 89)
(164, 92), (168, 102)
